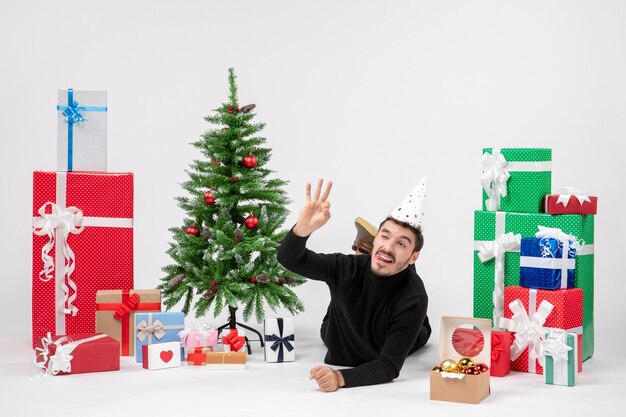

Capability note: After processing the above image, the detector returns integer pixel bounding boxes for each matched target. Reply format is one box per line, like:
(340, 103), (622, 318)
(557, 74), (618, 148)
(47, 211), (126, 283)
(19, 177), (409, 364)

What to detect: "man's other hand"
(293, 179), (333, 237)
(309, 365), (345, 392)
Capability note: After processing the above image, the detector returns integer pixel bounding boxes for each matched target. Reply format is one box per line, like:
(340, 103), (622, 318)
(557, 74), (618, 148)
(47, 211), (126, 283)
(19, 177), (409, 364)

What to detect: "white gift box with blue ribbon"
(264, 318), (295, 363)
(57, 88), (107, 172)
(519, 226), (579, 290)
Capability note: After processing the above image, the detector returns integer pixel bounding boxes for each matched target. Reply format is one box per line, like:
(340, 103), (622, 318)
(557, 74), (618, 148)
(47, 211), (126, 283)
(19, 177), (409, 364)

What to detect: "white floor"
(1, 326), (624, 417)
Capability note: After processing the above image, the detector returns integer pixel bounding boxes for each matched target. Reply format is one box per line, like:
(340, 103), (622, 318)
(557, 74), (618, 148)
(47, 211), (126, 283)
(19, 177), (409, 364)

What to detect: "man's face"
(370, 220), (420, 277)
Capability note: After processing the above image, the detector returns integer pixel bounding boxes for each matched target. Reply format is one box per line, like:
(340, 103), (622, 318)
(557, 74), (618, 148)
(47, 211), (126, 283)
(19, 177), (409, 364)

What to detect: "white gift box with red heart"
(142, 341), (181, 370)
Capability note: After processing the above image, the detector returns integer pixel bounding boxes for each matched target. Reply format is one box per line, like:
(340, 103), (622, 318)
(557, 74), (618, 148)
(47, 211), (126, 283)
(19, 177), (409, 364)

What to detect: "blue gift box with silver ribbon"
(519, 236), (576, 290)
(57, 88), (108, 172)
(264, 318), (295, 363)
(135, 312), (185, 362)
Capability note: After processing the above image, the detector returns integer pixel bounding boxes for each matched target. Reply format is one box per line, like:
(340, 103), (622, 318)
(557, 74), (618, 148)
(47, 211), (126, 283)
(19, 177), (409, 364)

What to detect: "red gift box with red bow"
(490, 330), (512, 377)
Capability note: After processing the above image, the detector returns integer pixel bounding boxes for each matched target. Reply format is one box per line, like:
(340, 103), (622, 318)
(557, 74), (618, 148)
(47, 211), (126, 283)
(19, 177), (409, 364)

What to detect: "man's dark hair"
(378, 216), (424, 252)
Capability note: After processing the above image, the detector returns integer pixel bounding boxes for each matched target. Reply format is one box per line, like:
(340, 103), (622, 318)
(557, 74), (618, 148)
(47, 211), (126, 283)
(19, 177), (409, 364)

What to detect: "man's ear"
(408, 251), (420, 265)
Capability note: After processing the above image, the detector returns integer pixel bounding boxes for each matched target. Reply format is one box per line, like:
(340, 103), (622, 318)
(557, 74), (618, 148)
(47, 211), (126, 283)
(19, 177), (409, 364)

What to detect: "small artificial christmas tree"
(159, 68), (305, 323)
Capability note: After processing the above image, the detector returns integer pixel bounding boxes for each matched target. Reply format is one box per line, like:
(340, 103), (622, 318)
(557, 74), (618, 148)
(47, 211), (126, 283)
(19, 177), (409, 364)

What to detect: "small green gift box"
(481, 148), (551, 213)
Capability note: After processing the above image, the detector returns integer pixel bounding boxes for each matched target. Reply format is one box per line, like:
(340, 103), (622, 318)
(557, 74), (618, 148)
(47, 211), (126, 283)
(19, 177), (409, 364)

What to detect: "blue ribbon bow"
(56, 88), (107, 171)
(265, 318), (295, 362)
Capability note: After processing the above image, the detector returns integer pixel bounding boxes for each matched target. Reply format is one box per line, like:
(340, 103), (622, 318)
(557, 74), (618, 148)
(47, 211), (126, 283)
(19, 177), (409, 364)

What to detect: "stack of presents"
(32, 89), (295, 376)
(431, 148), (597, 404)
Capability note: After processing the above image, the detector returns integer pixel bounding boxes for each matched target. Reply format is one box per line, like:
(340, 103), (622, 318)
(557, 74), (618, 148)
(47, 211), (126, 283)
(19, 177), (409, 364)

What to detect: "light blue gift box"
(57, 88), (108, 172)
(135, 312), (185, 362)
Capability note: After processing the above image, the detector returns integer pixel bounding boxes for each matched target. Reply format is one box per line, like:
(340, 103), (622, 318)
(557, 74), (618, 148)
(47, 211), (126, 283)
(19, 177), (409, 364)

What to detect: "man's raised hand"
(292, 179), (333, 237)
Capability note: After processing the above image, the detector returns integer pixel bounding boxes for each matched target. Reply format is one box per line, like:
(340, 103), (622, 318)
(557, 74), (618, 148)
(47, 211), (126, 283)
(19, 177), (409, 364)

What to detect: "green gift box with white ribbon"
(481, 148), (552, 213)
(473, 210), (595, 360)
(544, 331), (578, 387)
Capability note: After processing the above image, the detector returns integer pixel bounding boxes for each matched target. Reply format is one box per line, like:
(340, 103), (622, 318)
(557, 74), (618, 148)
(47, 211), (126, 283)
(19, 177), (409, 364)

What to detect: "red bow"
(113, 293), (140, 320)
(223, 330), (245, 352)
(187, 348), (208, 365)
(491, 334), (504, 361)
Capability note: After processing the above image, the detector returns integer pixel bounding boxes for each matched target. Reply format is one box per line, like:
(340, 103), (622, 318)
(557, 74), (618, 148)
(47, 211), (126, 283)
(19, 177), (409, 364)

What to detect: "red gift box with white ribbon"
(544, 187), (597, 215)
(501, 286), (583, 375)
(32, 171), (133, 348)
(34, 333), (119, 376)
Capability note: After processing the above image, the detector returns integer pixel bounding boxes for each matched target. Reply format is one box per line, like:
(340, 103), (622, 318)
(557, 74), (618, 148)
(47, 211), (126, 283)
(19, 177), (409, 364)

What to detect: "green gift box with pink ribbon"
(473, 210), (595, 360)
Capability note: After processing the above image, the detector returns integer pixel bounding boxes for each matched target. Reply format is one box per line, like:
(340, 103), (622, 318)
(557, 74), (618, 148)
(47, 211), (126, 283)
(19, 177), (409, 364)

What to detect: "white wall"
(1, 1), (624, 350)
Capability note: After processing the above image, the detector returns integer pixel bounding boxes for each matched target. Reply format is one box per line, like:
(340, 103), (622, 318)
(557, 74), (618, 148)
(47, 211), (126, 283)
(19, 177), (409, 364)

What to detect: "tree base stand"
(216, 306), (264, 354)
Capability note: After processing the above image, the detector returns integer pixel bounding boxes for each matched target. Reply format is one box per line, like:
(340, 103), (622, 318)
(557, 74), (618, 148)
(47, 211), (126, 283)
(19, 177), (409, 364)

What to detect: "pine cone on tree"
(256, 274), (270, 284)
(168, 274), (185, 288)
(234, 227), (244, 243)
(240, 104), (256, 113)
(203, 227), (212, 240)
(283, 275), (296, 285)
(203, 286), (219, 300)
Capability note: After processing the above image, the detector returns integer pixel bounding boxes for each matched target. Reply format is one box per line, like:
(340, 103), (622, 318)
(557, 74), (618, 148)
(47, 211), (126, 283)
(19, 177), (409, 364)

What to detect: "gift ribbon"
(32, 172), (134, 336)
(535, 226), (581, 289)
(481, 149), (510, 211)
(56, 88), (107, 171)
(555, 186), (592, 208)
(32, 202), (84, 319)
(543, 330), (576, 386)
(491, 334), (505, 362)
(136, 313), (184, 343)
(187, 347), (209, 365)
(34, 333), (107, 376)
(205, 351), (245, 365)
(96, 290), (160, 355)
(136, 319), (166, 342)
(223, 330), (245, 352)
(499, 292), (554, 374)
(478, 231), (521, 326)
(264, 318), (295, 363)
(178, 323), (217, 348)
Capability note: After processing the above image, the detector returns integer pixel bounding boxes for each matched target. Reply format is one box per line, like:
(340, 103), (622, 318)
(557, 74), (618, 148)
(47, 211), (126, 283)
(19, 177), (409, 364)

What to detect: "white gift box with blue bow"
(264, 318), (295, 363)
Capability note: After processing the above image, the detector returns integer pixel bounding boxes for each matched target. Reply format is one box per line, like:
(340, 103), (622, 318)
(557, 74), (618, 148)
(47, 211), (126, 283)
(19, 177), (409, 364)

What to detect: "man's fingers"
(312, 367), (328, 380)
(310, 366), (323, 379)
(305, 182), (312, 202)
(317, 373), (335, 385)
(320, 180), (333, 202)
(313, 178), (323, 201)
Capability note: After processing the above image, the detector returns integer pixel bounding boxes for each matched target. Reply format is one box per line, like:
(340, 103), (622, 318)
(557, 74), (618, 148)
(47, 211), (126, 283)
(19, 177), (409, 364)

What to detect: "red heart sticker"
(160, 350), (174, 363)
